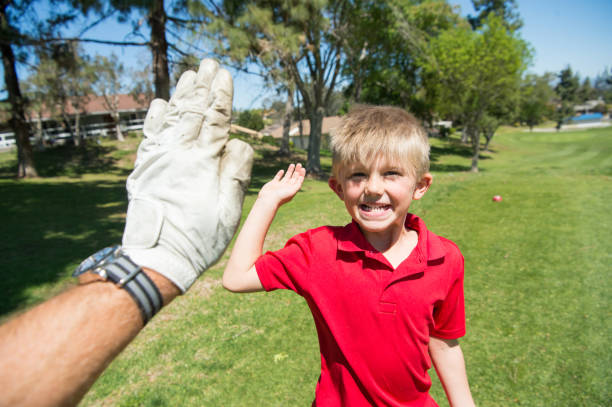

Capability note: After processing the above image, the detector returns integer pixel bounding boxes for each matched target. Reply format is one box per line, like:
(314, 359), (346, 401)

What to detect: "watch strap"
(103, 255), (162, 325)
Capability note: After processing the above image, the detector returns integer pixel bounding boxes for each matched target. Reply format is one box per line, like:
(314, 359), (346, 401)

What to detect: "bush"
(237, 110), (264, 132)
(261, 135), (278, 146)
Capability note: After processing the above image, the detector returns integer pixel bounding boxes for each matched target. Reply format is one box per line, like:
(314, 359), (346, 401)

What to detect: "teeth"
(361, 204), (390, 212)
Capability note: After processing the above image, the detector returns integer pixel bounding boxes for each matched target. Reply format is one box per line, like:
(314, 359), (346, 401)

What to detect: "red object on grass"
(492, 195), (502, 202)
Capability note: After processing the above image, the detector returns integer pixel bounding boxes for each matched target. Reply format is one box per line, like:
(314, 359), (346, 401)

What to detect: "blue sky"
(17, 0), (612, 110)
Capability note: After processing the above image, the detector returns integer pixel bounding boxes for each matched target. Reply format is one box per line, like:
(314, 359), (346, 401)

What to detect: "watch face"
(73, 246), (119, 277)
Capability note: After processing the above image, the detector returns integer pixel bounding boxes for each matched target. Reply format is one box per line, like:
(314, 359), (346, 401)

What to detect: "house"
(263, 116), (342, 149)
(573, 98), (605, 115)
(0, 94), (150, 145)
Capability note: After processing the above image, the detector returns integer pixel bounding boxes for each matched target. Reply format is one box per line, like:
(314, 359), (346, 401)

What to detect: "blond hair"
(331, 105), (430, 179)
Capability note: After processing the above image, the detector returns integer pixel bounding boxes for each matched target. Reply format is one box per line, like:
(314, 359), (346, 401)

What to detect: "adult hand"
(122, 58), (254, 292)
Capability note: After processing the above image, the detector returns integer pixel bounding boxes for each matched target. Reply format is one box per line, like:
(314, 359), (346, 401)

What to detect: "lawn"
(0, 127), (610, 406)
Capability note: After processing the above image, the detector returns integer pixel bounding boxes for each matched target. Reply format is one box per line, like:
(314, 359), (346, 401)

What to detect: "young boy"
(223, 106), (475, 406)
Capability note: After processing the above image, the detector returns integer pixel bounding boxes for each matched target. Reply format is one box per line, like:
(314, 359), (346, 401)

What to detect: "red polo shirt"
(255, 214), (465, 406)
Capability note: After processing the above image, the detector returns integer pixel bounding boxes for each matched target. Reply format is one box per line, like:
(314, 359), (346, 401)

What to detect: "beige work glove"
(122, 59), (254, 292)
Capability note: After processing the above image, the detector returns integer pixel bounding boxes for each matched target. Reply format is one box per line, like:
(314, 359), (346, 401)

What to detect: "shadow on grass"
(0, 135), (491, 317)
(0, 142), (131, 179)
(429, 138), (492, 172)
(0, 180), (127, 317)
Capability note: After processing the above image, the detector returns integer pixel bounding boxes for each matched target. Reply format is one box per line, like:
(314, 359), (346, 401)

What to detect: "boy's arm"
(429, 336), (476, 407)
(223, 163), (306, 293)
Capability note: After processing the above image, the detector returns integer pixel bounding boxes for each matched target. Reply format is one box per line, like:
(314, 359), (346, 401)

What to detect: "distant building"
(263, 116), (342, 149)
(0, 94), (150, 145)
(573, 98), (605, 115)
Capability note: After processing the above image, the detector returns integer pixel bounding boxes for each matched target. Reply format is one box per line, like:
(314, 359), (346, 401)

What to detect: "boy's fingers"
(285, 164), (296, 180)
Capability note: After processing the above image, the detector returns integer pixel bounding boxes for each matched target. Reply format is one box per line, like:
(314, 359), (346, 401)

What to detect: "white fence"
(0, 118), (145, 150)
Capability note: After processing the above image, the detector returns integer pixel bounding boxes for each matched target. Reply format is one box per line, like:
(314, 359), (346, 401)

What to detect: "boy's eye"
(384, 170), (401, 177)
(349, 172), (366, 180)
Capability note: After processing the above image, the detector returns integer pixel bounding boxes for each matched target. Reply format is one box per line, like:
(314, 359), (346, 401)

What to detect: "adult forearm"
(0, 269), (179, 407)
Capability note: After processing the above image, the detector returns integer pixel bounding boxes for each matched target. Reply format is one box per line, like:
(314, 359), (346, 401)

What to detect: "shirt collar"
(337, 214), (446, 262)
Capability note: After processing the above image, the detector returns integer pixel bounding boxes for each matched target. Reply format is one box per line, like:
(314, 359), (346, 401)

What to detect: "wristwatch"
(73, 245), (162, 325)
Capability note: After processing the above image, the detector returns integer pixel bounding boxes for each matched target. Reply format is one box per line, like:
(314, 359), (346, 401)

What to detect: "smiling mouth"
(359, 204), (392, 213)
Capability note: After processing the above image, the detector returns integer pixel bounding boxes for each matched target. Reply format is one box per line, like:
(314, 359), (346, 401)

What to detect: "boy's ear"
(328, 177), (345, 200)
(412, 173), (433, 201)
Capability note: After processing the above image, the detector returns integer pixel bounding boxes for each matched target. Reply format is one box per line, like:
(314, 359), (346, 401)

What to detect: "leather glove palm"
(122, 59), (254, 292)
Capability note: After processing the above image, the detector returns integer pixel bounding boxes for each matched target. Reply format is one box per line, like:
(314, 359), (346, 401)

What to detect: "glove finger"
(168, 69), (197, 113)
(157, 70), (198, 145)
(197, 67), (233, 156)
(176, 59), (220, 144)
(143, 98), (168, 139)
(135, 99), (168, 167)
(216, 139), (254, 249)
(161, 60), (221, 145)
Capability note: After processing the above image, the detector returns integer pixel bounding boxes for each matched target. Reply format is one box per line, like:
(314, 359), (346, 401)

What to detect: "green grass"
(0, 128), (610, 406)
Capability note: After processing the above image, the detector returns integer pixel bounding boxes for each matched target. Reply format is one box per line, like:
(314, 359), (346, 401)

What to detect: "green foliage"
(467, 0), (523, 31)
(577, 77), (597, 102)
(593, 67), (612, 103)
(349, 0), (461, 120)
(212, 0), (350, 174)
(261, 135), (278, 146)
(554, 66), (581, 128)
(237, 109), (265, 132)
(519, 73), (555, 130)
(25, 43), (96, 125)
(555, 66), (580, 104)
(424, 14), (530, 170)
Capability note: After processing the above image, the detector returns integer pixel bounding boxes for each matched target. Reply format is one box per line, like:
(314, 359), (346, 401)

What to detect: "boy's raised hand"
(222, 163), (305, 293)
(258, 163), (306, 207)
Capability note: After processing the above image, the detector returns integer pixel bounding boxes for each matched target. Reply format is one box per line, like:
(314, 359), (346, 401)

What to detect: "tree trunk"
(0, 9), (37, 178)
(469, 125), (480, 173)
(74, 112), (82, 147)
(150, 0), (170, 100)
(279, 87), (293, 156)
(483, 126), (496, 151)
(62, 113), (75, 146)
(113, 113), (125, 142)
(296, 96), (304, 148)
(306, 107), (324, 175)
(35, 112), (45, 147)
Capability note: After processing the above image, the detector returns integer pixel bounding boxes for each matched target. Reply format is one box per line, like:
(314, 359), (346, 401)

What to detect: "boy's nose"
(364, 174), (384, 196)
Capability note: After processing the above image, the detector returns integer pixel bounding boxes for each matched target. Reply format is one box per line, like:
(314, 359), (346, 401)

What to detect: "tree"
(214, 0), (349, 174)
(593, 67), (612, 103)
(70, 0), (227, 100)
(27, 42), (96, 147)
(577, 77), (596, 103)
(1, 1), (38, 177)
(424, 15), (530, 172)
(554, 66), (579, 129)
(468, 0), (522, 32)
(519, 73), (555, 131)
(342, 0), (461, 129)
(237, 109), (264, 132)
(129, 65), (155, 108)
(92, 54), (128, 141)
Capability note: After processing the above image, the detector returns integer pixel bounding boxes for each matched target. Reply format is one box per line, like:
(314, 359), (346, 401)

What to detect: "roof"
(264, 116), (343, 139)
(32, 94), (150, 120)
